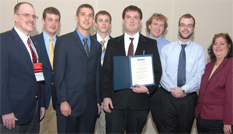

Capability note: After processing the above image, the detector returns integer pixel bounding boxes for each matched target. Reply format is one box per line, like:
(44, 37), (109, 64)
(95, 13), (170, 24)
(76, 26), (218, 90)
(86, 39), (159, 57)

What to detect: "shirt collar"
(14, 26), (29, 43)
(96, 33), (110, 42)
(177, 39), (192, 47)
(43, 31), (56, 42)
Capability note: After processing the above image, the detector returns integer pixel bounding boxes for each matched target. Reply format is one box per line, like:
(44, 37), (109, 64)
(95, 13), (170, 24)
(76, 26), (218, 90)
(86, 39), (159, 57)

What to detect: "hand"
(103, 98), (114, 113)
(40, 107), (45, 120)
(60, 101), (71, 117)
(224, 124), (232, 134)
(2, 113), (18, 129)
(130, 84), (148, 93)
(97, 103), (101, 115)
(170, 87), (186, 98)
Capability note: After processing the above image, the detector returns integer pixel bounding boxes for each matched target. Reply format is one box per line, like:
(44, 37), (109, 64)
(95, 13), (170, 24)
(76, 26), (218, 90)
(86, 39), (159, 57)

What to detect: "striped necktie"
(100, 40), (106, 66)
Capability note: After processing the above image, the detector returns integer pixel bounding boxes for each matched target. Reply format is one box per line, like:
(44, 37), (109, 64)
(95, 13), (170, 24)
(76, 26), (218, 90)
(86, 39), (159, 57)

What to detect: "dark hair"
(95, 10), (112, 23)
(178, 13), (195, 27)
(146, 13), (168, 34)
(208, 33), (233, 61)
(14, 2), (33, 14)
(122, 5), (142, 20)
(42, 7), (61, 21)
(76, 4), (94, 17)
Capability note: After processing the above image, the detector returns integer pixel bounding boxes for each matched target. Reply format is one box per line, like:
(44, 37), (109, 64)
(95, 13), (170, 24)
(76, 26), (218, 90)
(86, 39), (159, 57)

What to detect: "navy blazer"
(33, 33), (57, 110)
(101, 34), (162, 110)
(0, 28), (45, 125)
(54, 30), (101, 116)
(195, 58), (233, 125)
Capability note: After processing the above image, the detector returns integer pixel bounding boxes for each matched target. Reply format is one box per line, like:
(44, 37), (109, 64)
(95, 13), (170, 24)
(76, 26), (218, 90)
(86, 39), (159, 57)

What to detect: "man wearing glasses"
(0, 2), (45, 134)
(159, 13), (205, 133)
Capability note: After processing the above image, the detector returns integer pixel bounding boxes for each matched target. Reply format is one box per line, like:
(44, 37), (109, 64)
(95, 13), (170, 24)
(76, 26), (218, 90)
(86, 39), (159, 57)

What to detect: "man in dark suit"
(91, 10), (112, 134)
(54, 4), (101, 134)
(101, 5), (162, 133)
(33, 7), (60, 134)
(0, 2), (45, 133)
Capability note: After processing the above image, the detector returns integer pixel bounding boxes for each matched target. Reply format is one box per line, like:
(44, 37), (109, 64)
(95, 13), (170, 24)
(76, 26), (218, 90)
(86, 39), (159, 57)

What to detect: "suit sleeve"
(0, 35), (13, 115)
(146, 40), (162, 96)
(54, 37), (68, 104)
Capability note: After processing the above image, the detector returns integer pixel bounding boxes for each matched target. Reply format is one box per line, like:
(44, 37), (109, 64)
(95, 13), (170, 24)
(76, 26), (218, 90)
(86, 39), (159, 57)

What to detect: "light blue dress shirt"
(160, 39), (206, 93)
(148, 35), (170, 54)
(42, 31), (56, 55)
(76, 29), (91, 52)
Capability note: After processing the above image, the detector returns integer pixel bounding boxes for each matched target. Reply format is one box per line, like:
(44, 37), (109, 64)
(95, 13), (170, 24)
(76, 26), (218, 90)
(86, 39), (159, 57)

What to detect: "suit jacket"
(33, 33), (57, 110)
(195, 57), (233, 125)
(0, 28), (45, 125)
(54, 30), (101, 116)
(101, 33), (162, 110)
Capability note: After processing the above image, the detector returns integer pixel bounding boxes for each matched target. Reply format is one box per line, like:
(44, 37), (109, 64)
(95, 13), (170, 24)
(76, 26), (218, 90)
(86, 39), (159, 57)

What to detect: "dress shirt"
(42, 31), (57, 55)
(160, 39), (206, 93)
(124, 32), (139, 55)
(14, 27), (38, 63)
(76, 29), (91, 52)
(148, 35), (170, 54)
(96, 33), (110, 49)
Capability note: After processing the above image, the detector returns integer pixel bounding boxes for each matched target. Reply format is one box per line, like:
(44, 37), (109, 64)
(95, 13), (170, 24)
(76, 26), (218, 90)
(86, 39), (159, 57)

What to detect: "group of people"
(0, 2), (232, 134)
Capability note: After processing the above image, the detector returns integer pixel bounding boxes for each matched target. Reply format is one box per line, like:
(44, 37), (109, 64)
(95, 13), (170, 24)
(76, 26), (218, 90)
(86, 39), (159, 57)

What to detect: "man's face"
(13, 3), (36, 35)
(75, 7), (94, 32)
(178, 17), (195, 40)
(149, 19), (165, 39)
(42, 13), (60, 37)
(95, 14), (112, 34)
(122, 11), (142, 36)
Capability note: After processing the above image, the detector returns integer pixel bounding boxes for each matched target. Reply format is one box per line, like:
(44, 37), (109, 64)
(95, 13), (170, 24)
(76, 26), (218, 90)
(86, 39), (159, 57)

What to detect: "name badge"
(34, 63), (45, 82)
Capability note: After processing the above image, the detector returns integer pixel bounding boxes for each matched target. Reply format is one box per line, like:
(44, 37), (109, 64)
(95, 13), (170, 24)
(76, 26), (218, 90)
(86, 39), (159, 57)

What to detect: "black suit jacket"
(0, 28), (45, 125)
(54, 30), (102, 116)
(33, 33), (57, 110)
(101, 33), (162, 110)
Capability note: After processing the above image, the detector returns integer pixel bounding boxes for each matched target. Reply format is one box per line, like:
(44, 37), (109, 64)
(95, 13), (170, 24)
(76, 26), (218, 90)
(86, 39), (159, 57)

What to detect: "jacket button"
(35, 96), (38, 99)
(51, 83), (54, 85)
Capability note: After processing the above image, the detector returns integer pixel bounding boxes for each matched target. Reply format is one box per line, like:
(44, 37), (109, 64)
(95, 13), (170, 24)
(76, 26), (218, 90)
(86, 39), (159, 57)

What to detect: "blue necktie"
(177, 44), (187, 87)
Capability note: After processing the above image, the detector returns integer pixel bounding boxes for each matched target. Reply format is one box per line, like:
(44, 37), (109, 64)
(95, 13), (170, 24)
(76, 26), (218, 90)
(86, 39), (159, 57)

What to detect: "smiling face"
(95, 14), (112, 34)
(213, 36), (230, 60)
(149, 19), (165, 39)
(122, 11), (142, 36)
(75, 7), (94, 33)
(178, 17), (195, 42)
(13, 3), (36, 35)
(42, 13), (60, 37)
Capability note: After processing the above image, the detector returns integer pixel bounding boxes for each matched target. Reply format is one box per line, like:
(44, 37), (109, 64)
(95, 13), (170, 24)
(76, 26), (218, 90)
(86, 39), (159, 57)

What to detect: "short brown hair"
(178, 13), (195, 27)
(95, 10), (112, 23)
(122, 5), (142, 20)
(208, 33), (233, 61)
(14, 2), (33, 14)
(146, 13), (168, 34)
(76, 4), (94, 17)
(42, 7), (61, 21)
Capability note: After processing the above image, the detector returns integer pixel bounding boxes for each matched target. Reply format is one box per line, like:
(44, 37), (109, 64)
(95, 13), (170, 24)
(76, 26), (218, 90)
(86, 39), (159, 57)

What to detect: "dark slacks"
(160, 90), (197, 133)
(0, 101), (39, 134)
(105, 107), (149, 134)
(196, 116), (229, 134)
(150, 87), (166, 133)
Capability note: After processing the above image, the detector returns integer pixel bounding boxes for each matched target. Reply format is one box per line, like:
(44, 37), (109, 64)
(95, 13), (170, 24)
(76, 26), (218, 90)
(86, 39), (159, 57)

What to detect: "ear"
(148, 24), (151, 30)
(122, 18), (125, 25)
(109, 23), (112, 27)
(42, 18), (45, 25)
(13, 14), (18, 22)
(75, 15), (78, 22)
(92, 19), (95, 25)
(139, 19), (142, 26)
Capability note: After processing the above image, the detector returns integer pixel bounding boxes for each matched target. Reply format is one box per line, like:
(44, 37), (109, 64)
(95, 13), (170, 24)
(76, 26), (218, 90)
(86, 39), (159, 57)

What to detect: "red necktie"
(27, 38), (37, 63)
(128, 38), (134, 56)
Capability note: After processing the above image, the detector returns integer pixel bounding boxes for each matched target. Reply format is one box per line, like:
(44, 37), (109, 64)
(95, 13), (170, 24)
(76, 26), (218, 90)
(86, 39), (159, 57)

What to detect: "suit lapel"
(135, 34), (146, 55)
(116, 35), (126, 56)
(11, 29), (34, 70)
(73, 31), (88, 57)
(209, 58), (229, 81)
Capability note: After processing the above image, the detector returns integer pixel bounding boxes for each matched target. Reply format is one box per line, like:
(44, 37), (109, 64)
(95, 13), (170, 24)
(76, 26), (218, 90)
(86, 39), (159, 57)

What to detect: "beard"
(179, 30), (193, 40)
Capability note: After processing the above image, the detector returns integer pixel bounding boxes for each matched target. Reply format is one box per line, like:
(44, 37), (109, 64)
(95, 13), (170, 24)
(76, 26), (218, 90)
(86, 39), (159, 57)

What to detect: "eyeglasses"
(17, 13), (38, 20)
(179, 24), (193, 28)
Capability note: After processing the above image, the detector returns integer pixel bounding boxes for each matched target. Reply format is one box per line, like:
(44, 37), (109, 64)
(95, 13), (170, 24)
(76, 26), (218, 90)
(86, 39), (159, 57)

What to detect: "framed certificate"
(113, 54), (155, 90)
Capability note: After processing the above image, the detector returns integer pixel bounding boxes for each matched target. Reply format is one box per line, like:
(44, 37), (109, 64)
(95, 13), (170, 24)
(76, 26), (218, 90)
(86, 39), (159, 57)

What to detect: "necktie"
(128, 38), (134, 56)
(27, 38), (37, 63)
(49, 38), (54, 69)
(83, 38), (89, 56)
(177, 44), (187, 87)
(100, 40), (106, 66)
